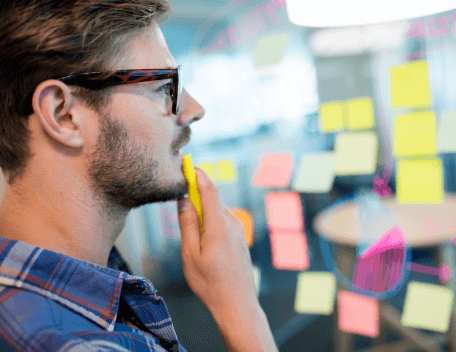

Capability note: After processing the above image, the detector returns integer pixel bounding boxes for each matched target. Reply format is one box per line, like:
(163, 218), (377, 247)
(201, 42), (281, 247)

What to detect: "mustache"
(172, 126), (191, 151)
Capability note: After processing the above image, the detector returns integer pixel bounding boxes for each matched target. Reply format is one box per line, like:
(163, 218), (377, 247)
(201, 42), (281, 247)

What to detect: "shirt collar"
(0, 236), (153, 332)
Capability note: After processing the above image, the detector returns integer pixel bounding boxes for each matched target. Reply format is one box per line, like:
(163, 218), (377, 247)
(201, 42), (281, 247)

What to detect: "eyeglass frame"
(55, 65), (182, 115)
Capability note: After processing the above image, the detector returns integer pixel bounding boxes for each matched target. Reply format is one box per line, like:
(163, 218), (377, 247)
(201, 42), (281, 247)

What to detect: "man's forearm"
(211, 303), (279, 352)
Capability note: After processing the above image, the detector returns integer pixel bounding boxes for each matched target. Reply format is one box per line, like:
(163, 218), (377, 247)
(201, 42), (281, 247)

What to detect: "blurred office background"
(118, 1), (456, 351)
(3, 0), (456, 351)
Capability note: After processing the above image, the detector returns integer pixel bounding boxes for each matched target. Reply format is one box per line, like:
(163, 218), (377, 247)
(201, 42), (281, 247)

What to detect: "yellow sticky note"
(197, 162), (216, 182)
(319, 101), (345, 133)
(252, 265), (261, 297)
(437, 111), (456, 153)
(255, 33), (290, 69)
(334, 132), (378, 175)
(394, 111), (437, 157)
(217, 159), (237, 184)
(338, 291), (379, 338)
(396, 158), (444, 204)
(401, 281), (454, 333)
(345, 97), (375, 130)
(292, 152), (336, 193)
(230, 208), (254, 248)
(294, 272), (336, 315)
(390, 60), (432, 108)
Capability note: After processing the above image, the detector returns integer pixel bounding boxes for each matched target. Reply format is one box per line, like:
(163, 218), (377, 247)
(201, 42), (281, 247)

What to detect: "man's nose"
(177, 88), (205, 126)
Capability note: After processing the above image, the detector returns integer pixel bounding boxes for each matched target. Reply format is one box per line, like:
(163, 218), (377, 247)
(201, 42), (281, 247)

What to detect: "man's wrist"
(210, 302), (279, 352)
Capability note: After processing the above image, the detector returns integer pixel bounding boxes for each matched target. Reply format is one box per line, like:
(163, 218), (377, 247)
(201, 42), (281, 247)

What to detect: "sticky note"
(255, 33), (290, 69)
(345, 97), (376, 130)
(396, 158), (444, 204)
(160, 201), (181, 238)
(251, 152), (294, 188)
(292, 152), (336, 193)
(269, 231), (310, 271)
(230, 208), (254, 248)
(338, 291), (379, 338)
(437, 111), (456, 153)
(253, 265), (261, 297)
(217, 159), (238, 183)
(294, 272), (337, 315)
(334, 132), (378, 175)
(319, 101), (345, 133)
(393, 111), (437, 157)
(197, 162), (216, 182)
(390, 60), (432, 108)
(401, 281), (454, 333)
(264, 192), (304, 232)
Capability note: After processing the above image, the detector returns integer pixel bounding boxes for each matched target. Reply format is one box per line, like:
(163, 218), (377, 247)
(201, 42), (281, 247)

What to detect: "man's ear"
(32, 79), (84, 149)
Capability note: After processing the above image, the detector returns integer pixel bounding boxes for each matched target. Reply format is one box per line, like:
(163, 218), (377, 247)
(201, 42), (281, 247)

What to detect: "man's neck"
(0, 184), (128, 268)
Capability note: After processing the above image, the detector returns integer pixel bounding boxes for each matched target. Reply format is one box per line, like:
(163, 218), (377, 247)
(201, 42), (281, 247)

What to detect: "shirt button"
(131, 282), (146, 292)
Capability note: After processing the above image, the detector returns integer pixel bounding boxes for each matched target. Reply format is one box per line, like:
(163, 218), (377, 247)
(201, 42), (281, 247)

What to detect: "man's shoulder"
(0, 283), (105, 350)
(0, 283), (176, 352)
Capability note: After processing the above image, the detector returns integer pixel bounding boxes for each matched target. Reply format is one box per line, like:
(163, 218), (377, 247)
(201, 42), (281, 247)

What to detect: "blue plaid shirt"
(0, 236), (187, 351)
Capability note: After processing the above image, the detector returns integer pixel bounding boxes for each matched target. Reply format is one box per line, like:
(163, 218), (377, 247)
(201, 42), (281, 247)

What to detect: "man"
(0, 1), (278, 351)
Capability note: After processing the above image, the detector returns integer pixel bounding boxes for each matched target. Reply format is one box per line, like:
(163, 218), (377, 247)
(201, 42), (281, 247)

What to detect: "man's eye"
(157, 83), (173, 95)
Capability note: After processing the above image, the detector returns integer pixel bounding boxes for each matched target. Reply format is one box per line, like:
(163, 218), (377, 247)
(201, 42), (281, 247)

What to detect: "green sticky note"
(393, 111), (437, 157)
(396, 158), (444, 204)
(346, 97), (375, 130)
(437, 111), (456, 153)
(294, 272), (336, 315)
(319, 101), (345, 133)
(292, 152), (336, 193)
(390, 60), (432, 108)
(401, 281), (454, 333)
(255, 33), (290, 69)
(334, 132), (378, 175)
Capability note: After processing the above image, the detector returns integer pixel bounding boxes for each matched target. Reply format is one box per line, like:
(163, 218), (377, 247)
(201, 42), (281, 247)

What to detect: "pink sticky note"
(269, 231), (310, 271)
(440, 263), (452, 283)
(338, 291), (379, 338)
(264, 192), (304, 232)
(360, 225), (405, 259)
(251, 152), (294, 188)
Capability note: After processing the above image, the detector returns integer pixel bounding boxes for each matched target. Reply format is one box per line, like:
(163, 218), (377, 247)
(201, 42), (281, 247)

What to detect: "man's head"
(0, 1), (205, 213)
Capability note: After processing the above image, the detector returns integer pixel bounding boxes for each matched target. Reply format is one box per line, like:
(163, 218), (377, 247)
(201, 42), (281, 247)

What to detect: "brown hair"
(0, 0), (171, 185)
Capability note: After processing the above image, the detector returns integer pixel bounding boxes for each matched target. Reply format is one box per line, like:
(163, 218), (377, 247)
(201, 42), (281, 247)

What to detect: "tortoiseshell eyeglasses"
(56, 66), (182, 115)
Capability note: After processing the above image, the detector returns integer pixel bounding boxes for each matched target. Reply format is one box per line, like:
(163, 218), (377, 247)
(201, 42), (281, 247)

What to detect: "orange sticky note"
(251, 152), (294, 188)
(264, 192), (304, 232)
(269, 231), (310, 271)
(230, 208), (254, 248)
(338, 291), (379, 338)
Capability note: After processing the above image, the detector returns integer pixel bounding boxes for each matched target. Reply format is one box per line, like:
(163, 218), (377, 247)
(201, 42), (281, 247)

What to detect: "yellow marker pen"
(182, 153), (204, 234)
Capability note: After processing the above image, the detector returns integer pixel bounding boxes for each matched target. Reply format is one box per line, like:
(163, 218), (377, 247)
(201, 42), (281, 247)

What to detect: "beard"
(86, 111), (190, 216)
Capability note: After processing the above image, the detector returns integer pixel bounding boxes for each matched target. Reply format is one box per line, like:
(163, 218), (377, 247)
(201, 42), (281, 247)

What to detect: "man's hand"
(177, 167), (258, 317)
(177, 167), (278, 351)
